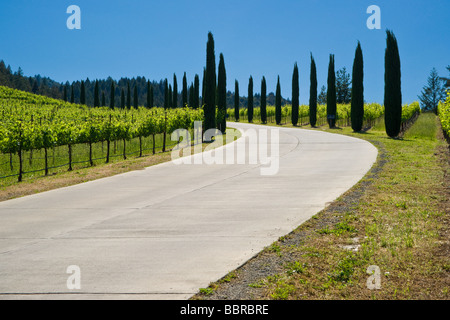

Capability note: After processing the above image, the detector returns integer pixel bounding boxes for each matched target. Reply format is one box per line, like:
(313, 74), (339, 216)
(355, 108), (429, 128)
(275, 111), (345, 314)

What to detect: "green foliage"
(309, 54), (318, 127)
(384, 30), (402, 138)
(234, 80), (240, 121)
(291, 63), (299, 126)
(204, 32), (216, 132)
(327, 54), (337, 128)
(248, 76), (254, 123)
(217, 54), (227, 133)
(351, 42), (364, 132)
(275, 76), (282, 125)
(261, 76), (267, 124)
(0, 86), (203, 157)
(438, 92), (450, 137)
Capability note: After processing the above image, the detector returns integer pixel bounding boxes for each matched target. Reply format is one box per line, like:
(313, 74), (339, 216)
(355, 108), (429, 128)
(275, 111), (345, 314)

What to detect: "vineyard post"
(106, 114), (111, 163)
(44, 147), (49, 175)
(89, 142), (93, 166)
(18, 125), (23, 182)
(163, 110), (167, 152)
(68, 144), (73, 171)
(29, 115), (33, 166)
(152, 133), (156, 155)
(123, 138), (127, 160)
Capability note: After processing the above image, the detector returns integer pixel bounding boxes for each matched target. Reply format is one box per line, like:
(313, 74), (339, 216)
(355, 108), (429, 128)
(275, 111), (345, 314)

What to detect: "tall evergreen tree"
(182, 72), (188, 107)
(94, 80), (100, 107)
(71, 84), (74, 103)
(309, 53), (318, 127)
(63, 85), (67, 102)
(202, 67), (206, 107)
(164, 79), (169, 109)
(121, 88), (125, 109)
(234, 80), (240, 121)
(418, 68), (446, 113)
(101, 91), (106, 107)
(109, 82), (115, 109)
(173, 73), (178, 108)
(194, 74), (200, 109)
(327, 54), (337, 128)
(261, 76), (267, 124)
(384, 30), (402, 138)
(126, 82), (131, 109)
(147, 80), (152, 108)
(204, 32), (216, 136)
(80, 80), (86, 105)
(134, 85), (138, 108)
(169, 84), (173, 109)
(351, 41), (364, 132)
(292, 63), (299, 126)
(275, 76), (282, 125)
(217, 53), (227, 133)
(336, 67), (352, 104)
(189, 83), (194, 108)
(318, 85), (327, 105)
(248, 76), (254, 123)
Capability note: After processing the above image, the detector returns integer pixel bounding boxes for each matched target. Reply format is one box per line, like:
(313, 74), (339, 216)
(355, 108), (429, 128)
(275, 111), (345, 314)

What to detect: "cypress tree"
(164, 79), (169, 109)
(80, 80), (86, 105)
(194, 74), (200, 109)
(169, 84), (173, 109)
(102, 91), (106, 107)
(351, 41), (364, 132)
(309, 53), (318, 127)
(204, 32), (216, 135)
(182, 72), (188, 107)
(327, 54), (337, 128)
(261, 76), (267, 124)
(248, 76), (253, 123)
(292, 63), (299, 126)
(217, 53), (227, 133)
(189, 83), (194, 107)
(94, 80), (100, 107)
(120, 88), (125, 109)
(127, 82), (131, 109)
(173, 73), (178, 108)
(276, 76), (282, 125)
(202, 67), (206, 107)
(149, 86), (154, 108)
(134, 85), (138, 108)
(384, 30), (402, 138)
(70, 84), (74, 103)
(63, 85), (67, 102)
(234, 80), (240, 121)
(147, 80), (151, 108)
(110, 82), (115, 109)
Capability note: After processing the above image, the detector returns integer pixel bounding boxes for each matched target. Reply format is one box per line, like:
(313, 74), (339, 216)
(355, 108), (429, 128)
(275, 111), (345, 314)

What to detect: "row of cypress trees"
(229, 30), (401, 137)
(70, 30), (402, 139)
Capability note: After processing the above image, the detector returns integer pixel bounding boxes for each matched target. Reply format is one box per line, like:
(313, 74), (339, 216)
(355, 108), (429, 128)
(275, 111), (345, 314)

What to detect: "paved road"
(0, 123), (377, 299)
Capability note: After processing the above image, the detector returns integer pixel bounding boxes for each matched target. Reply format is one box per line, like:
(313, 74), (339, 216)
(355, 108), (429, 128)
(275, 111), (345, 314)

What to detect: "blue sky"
(0, 0), (448, 104)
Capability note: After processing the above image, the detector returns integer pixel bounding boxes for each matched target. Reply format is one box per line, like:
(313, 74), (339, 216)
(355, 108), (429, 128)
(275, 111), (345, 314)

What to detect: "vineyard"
(438, 92), (450, 140)
(227, 102), (420, 129)
(0, 86), (203, 182)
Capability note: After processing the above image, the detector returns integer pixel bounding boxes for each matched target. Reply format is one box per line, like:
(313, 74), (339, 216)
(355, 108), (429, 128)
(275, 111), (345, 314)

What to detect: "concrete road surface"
(0, 123), (377, 299)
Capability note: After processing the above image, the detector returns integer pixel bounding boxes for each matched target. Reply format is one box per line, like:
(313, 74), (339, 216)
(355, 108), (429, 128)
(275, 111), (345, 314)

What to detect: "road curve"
(0, 123), (377, 300)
